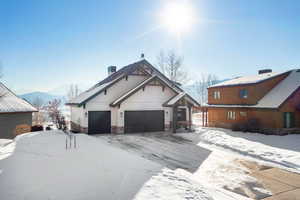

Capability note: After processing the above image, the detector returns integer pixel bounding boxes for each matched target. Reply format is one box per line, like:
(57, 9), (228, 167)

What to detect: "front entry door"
(283, 112), (295, 128)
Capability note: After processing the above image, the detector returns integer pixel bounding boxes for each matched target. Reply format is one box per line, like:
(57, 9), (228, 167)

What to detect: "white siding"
(71, 75), (147, 127)
(118, 85), (176, 127)
(70, 106), (85, 127)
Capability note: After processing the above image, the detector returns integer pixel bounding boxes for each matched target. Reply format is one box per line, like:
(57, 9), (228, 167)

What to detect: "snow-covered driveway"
(98, 132), (212, 173)
(0, 131), (163, 200)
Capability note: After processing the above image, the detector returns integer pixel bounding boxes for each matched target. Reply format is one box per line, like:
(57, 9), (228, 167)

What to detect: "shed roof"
(0, 82), (37, 113)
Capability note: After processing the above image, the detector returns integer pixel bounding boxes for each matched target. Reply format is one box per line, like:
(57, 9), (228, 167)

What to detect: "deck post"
(173, 106), (177, 133)
(202, 108), (205, 127)
(188, 105), (192, 131)
(205, 109), (208, 127)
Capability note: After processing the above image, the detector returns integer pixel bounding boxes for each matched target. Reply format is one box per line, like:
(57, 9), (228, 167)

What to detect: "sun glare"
(160, 1), (195, 35)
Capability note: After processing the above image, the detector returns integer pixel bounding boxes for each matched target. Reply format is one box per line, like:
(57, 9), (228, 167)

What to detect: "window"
(213, 91), (221, 99)
(227, 111), (236, 120)
(239, 89), (248, 98)
(240, 111), (247, 117)
(284, 112), (295, 128)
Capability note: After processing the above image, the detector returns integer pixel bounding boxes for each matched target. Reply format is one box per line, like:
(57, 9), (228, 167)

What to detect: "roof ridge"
(209, 70), (291, 88)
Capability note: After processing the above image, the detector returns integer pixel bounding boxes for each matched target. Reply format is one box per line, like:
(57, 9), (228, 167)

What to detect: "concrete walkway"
(253, 168), (300, 200)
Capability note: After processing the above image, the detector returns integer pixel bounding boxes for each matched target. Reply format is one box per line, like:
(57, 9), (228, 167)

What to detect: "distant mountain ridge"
(20, 92), (67, 105)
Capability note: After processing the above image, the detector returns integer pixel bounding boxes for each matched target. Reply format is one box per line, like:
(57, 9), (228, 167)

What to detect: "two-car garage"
(124, 110), (164, 133)
(88, 110), (164, 134)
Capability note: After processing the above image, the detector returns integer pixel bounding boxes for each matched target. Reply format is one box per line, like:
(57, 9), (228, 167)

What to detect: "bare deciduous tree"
(157, 50), (188, 84)
(44, 99), (63, 129)
(67, 84), (80, 100)
(195, 73), (219, 104)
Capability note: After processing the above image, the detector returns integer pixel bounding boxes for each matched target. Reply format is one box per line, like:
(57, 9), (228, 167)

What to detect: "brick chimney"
(108, 66), (117, 76)
(258, 69), (272, 74)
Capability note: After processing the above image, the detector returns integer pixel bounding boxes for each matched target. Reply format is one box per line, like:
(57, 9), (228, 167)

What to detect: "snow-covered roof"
(255, 69), (300, 108)
(205, 69), (300, 109)
(0, 82), (37, 113)
(165, 92), (200, 107)
(66, 59), (183, 106)
(67, 81), (112, 105)
(209, 71), (288, 88)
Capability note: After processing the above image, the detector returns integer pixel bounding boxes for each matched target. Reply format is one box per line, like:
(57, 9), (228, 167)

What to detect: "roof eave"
(209, 71), (292, 89)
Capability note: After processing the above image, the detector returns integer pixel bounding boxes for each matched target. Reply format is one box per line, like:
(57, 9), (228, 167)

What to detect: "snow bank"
(0, 139), (15, 160)
(179, 128), (300, 172)
(134, 168), (213, 200)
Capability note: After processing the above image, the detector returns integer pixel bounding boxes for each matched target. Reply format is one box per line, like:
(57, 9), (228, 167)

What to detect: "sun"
(160, 1), (195, 35)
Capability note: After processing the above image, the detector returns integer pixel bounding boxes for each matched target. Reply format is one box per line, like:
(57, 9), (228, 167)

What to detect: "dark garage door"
(88, 111), (111, 134)
(125, 110), (164, 133)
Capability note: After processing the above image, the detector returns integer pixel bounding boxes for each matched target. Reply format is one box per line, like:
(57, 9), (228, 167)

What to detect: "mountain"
(20, 92), (67, 105)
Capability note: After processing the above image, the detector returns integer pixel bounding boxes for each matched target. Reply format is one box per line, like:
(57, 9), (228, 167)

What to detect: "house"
(202, 69), (300, 131)
(0, 82), (37, 139)
(66, 59), (200, 134)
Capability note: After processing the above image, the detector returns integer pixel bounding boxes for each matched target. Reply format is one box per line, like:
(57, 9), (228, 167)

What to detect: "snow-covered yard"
(0, 131), (218, 200)
(1, 128), (300, 200)
(0, 131), (163, 200)
(178, 128), (300, 172)
(176, 128), (300, 199)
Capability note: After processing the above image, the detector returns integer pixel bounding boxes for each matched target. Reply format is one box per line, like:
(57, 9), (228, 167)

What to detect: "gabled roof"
(110, 75), (176, 107)
(255, 69), (300, 108)
(209, 70), (290, 88)
(67, 59), (184, 106)
(206, 69), (300, 109)
(0, 82), (37, 113)
(164, 92), (201, 107)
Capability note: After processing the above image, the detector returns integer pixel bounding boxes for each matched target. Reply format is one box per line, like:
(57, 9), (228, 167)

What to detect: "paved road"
(97, 132), (211, 173)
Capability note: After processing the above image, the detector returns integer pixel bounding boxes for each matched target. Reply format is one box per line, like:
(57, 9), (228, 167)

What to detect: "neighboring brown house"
(0, 82), (37, 139)
(202, 69), (300, 130)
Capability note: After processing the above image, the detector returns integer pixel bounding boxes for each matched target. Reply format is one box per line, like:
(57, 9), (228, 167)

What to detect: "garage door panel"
(125, 110), (164, 133)
(88, 111), (111, 134)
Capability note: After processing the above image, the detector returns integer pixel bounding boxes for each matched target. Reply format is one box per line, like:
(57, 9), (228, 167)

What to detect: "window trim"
(213, 91), (221, 99)
(227, 111), (236, 120)
(239, 89), (248, 99)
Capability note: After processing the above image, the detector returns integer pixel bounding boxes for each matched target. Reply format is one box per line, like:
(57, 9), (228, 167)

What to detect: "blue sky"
(0, 0), (299, 94)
